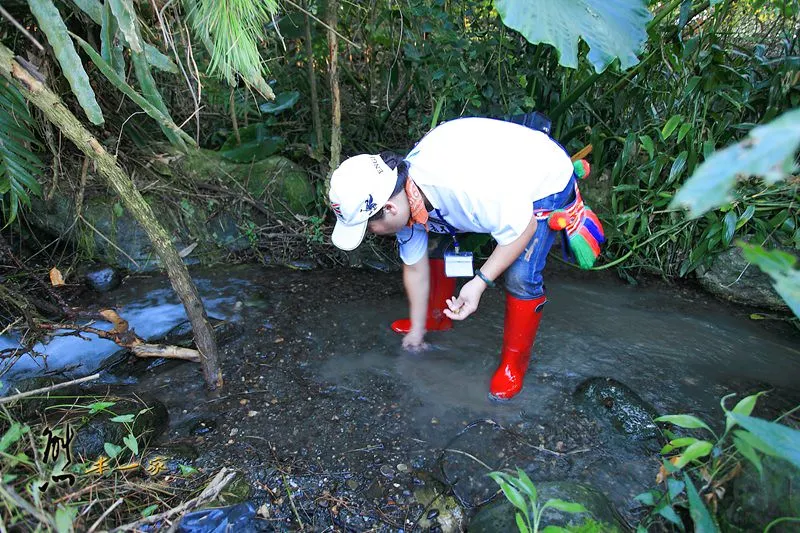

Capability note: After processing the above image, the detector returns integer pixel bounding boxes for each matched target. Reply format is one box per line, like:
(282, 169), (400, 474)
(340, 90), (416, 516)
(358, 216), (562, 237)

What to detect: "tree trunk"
(0, 45), (224, 390)
(304, 1), (323, 158)
(326, 0), (341, 188)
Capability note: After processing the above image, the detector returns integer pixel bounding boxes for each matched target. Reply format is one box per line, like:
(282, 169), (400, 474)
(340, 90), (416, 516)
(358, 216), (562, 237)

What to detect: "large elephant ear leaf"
(28, 0), (104, 124)
(493, 0), (652, 72)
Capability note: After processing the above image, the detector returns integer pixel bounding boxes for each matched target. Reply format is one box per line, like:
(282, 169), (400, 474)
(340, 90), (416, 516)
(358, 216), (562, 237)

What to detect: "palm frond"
(187, 0), (278, 100)
(0, 79), (43, 224)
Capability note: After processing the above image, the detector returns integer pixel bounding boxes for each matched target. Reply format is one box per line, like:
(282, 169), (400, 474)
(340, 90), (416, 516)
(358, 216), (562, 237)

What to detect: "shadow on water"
(3, 263), (798, 528)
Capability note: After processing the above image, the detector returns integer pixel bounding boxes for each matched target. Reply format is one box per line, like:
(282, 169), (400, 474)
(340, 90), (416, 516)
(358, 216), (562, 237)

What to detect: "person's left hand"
(443, 277), (486, 320)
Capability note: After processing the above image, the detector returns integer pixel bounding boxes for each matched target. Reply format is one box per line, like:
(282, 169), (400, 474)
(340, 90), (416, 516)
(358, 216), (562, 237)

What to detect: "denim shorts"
(503, 175), (576, 300)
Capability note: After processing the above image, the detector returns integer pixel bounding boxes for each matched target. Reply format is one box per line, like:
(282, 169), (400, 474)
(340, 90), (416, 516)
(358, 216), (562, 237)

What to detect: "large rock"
(722, 456), (800, 531)
(469, 481), (626, 532)
(575, 377), (663, 446)
(26, 150), (314, 272)
(178, 150), (315, 216)
(696, 245), (791, 312)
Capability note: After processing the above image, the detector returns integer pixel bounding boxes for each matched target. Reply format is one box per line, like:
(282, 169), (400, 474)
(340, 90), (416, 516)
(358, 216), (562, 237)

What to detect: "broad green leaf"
(671, 108), (800, 218)
(667, 478), (685, 499)
(88, 401), (116, 414)
(259, 91), (300, 114)
(55, 504), (76, 533)
(144, 44), (178, 74)
(123, 433), (138, 455)
(498, 480), (527, 514)
(493, 0), (652, 72)
(543, 499), (588, 514)
(740, 243), (800, 317)
(736, 205), (756, 229)
(677, 123), (692, 143)
(730, 414), (800, 469)
(661, 437), (698, 454)
(141, 504), (158, 517)
(662, 115), (682, 140)
(639, 134), (655, 160)
(515, 468), (537, 501)
(734, 429), (778, 456)
(634, 491), (655, 506)
(109, 0), (142, 52)
(724, 392), (764, 432)
(110, 414), (135, 423)
(732, 393), (762, 417)
(684, 474), (720, 532)
(178, 464), (199, 476)
(28, 0), (104, 125)
(515, 512), (531, 533)
(655, 414), (713, 433)
(733, 435), (763, 475)
(723, 211), (737, 245)
(72, 0), (102, 22)
(104, 442), (122, 458)
(668, 151), (689, 183)
(673, 440), (713, 469)
(541, 526), (569, 533)
(0, 422), (28, 453)
(100, 1), (125, 77)
(658, 504), (684, 527)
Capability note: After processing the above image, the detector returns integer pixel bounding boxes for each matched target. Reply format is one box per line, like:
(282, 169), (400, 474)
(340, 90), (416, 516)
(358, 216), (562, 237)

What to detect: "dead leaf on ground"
(49, 267), (65, 286)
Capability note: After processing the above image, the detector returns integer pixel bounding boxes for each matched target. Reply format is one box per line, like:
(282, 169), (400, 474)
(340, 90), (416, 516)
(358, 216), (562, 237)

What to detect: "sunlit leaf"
(655, 414), (713, 433)
(0, 422), (28, 453)
(493, 0), (652, 72)
(671, 108), (800, 218)
(110, 414), (135, 423)
(673, 440), (713, 469)
(543, 499), (588, 514)
(662, 115), (683, 140)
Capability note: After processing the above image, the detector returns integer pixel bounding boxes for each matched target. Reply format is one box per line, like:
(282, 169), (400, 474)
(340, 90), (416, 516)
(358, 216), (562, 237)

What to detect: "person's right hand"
(402, 328), (428, 352)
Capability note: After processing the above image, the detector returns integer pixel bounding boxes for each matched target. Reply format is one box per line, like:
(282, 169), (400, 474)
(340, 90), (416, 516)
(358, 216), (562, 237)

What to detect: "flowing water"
(2, 264), (798, 530)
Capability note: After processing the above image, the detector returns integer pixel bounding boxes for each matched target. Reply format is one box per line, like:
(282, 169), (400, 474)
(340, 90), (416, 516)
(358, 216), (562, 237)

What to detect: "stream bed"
(2, 263), (798, 531)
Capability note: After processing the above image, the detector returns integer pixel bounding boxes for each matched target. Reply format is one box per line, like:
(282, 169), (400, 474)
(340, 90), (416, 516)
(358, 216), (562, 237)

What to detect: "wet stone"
(427, 508), (440, 520)
(188, 417), (218, 436)
(380, 465), (395, 479)
(574, 377), (663, 443)
(85, 265), (122, 292)
(347, 479), (360, 490)
(161, 318), (242, 348)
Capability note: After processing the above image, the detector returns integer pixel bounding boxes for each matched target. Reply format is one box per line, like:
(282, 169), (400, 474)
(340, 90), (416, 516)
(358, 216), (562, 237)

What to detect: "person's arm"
(402, 252), (430, 349)
(443, 215), (537, 320)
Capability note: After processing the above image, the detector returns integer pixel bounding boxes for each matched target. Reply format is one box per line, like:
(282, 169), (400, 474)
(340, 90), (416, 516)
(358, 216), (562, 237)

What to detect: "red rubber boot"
(391, 258), (456, 334)
(489, 294), (547, 401)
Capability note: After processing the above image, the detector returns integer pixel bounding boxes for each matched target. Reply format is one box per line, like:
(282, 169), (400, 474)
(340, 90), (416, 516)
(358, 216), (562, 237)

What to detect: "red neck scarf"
(405, 178), (429, 229)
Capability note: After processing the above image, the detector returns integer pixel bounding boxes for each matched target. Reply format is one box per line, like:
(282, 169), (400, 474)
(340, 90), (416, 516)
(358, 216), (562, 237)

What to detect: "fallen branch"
(111, 468), (236, 532)
(39, 308), (202, 363)
(0, 373), (100, 404)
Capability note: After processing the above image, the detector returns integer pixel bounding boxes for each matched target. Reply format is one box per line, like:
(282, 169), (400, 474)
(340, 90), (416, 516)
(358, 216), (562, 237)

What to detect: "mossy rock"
(722, 456), (800, 531)
(178, 149), (315, 216)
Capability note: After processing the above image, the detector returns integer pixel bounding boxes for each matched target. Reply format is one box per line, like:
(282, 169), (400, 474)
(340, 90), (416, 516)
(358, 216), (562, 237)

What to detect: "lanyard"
(434, 208), (460, 252)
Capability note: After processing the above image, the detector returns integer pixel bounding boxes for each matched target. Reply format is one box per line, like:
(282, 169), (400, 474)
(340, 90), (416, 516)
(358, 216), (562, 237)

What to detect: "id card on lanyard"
(435, 209), (474, 278)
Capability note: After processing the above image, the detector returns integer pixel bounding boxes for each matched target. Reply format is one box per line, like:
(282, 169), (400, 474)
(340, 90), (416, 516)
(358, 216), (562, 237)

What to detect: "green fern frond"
(0, 79), (43, 225)
(186, 0), (278, 100)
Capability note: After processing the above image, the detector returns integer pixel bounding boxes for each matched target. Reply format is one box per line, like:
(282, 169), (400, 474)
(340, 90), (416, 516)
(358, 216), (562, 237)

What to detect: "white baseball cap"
(329, 154), (398, 251)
